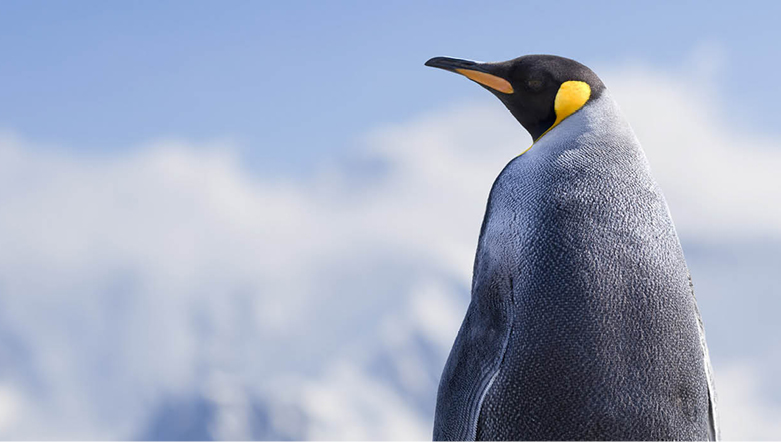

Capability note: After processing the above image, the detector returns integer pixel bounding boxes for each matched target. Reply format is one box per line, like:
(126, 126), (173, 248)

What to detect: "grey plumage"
(432, 89), (718, 440)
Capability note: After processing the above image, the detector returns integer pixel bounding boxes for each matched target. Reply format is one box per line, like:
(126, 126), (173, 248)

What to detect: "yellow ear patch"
(531, 80), (591, 144)
(455, 68), (514, 94)
(552, 81), (591, 127)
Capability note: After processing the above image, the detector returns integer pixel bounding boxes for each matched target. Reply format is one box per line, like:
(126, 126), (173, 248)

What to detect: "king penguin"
(425, 55), (718, 441)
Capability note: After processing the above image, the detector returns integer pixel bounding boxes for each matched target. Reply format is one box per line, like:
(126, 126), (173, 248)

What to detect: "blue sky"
(1, 1), (781, 439)
(2, 1), (780, 172)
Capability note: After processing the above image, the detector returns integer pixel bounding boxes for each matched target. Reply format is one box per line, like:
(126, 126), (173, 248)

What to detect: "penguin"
(425, 55), (718, 441)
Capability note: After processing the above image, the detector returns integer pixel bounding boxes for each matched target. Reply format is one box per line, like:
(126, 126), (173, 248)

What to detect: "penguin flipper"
(696, 303), (719, 440)
(689, 273), (719, 440)
(433, 279), (512, 441)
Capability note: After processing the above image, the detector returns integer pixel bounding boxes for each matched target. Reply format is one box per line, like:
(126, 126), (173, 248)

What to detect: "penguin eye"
(526, 79), (544, 91)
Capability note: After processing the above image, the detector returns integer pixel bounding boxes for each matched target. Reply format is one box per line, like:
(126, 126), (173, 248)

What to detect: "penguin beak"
(425, 56), (514, 95)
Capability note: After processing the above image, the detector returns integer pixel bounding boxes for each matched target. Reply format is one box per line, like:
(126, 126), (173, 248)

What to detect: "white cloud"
(299, 362), (430, 440)
(0, 383), (23, 434)
(715, 363), (781, 440)
(0, 53), (780, 439)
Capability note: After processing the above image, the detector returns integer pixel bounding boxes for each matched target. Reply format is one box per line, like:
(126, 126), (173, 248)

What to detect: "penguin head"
(425, 55), (606, 141)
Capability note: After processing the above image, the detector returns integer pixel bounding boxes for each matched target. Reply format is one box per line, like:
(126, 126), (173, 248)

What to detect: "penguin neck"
(513, 111), (556, 142)
(527, 91), (628, 156)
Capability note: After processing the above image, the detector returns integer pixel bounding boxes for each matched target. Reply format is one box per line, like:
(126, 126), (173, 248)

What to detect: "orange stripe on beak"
(455, 69), (514, 94)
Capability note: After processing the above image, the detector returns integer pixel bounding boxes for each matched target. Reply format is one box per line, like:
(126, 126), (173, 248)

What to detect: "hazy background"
(1, 1), (780, 439)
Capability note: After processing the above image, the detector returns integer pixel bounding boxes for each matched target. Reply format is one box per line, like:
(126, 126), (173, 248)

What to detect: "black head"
(425, 55), (606, 141)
